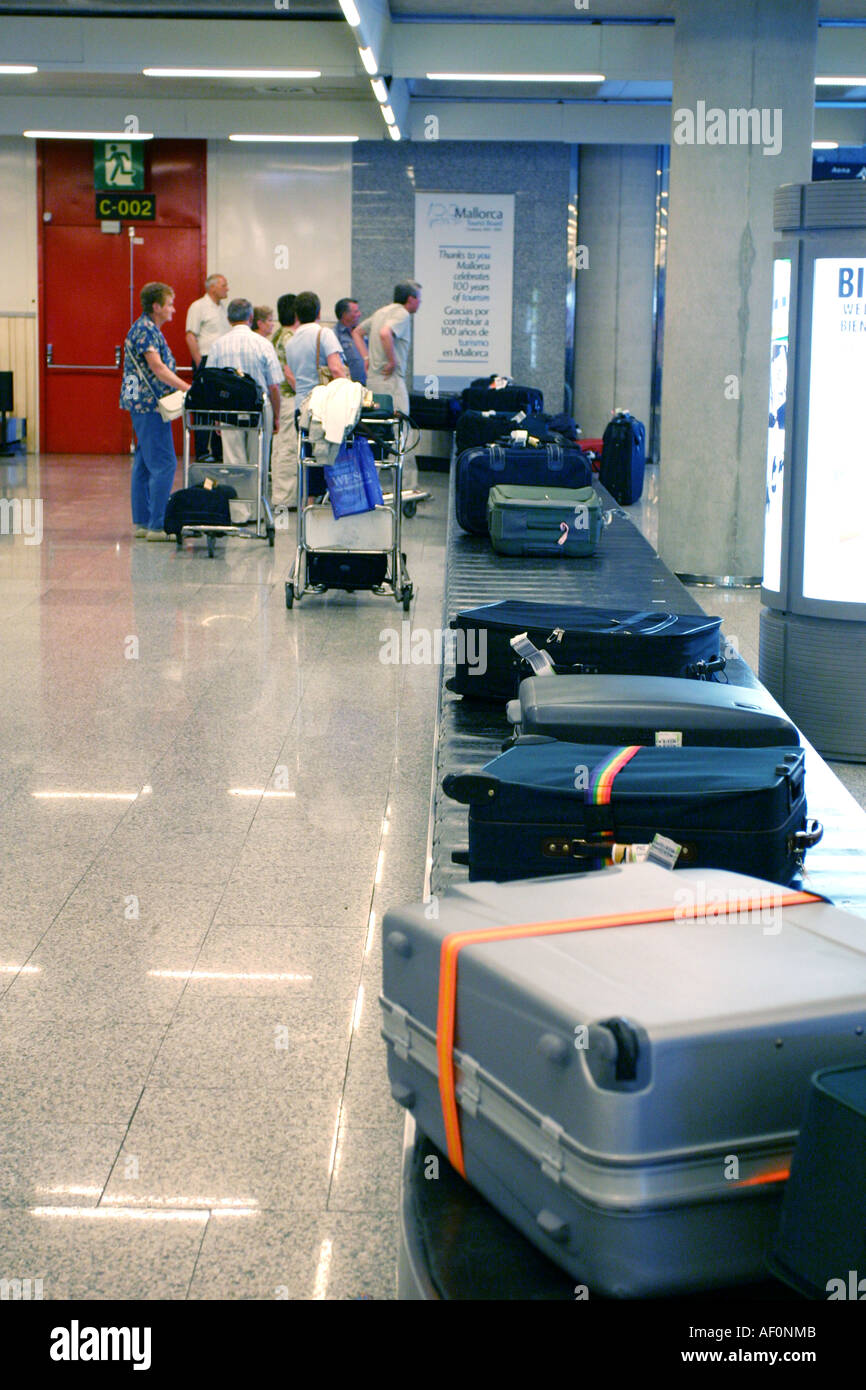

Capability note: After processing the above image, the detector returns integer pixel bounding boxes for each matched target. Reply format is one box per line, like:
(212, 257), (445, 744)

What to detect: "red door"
(39, 140), (206, 455)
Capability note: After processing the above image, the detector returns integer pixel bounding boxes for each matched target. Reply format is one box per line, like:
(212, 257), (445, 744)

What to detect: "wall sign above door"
(94, 141), (145, 191)
(95, 192), (156, 220)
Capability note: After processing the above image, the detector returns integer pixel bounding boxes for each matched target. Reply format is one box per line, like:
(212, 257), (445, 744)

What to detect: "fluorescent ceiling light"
(339, 0), (362, 25)
(0, 65), (38, 74)
(358, 46), (378, 76)
(388, 124), (401, 141)
(24, 130), (153, 140)
(229, 134), (359, 143)
(143, 67), (320, 79)
(32, 790), (140, 799)
(427, 72), (605, 83)
(382, 104), (396, 125)
(812, 140), (840, 150)
(815, 76), (866, 86)
(371, 77), (388, 104)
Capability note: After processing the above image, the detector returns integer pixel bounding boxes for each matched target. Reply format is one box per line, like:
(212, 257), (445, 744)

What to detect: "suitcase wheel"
(285, 582), (294, 609)
(267, 527), (275, 548)
(401, 585), (413, 612)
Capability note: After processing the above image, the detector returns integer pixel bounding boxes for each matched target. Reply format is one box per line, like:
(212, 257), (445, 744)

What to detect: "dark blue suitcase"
(600, 413), (646, 505)
(461, 384), (544, 415)
(443, 741), (821, 885)
(455, 410), (531, 454)
(456, 443), (592, 535)
(447, 601), (725, 699)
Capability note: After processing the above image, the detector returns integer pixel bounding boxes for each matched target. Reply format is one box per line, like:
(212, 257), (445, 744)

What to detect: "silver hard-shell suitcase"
(508, 672), (799, 746)
(380, 863), (866, 1296)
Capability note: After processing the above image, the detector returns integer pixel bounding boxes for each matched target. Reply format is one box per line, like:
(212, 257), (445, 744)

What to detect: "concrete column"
(574, 145), (657, 441)
(658, 0), (818, 581)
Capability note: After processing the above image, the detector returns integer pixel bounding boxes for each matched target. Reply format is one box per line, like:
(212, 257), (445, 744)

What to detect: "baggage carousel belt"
(430, 470), (765, 901)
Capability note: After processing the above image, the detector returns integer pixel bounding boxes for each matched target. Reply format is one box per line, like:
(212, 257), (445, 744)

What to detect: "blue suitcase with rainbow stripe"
(443, 740), (822, 884)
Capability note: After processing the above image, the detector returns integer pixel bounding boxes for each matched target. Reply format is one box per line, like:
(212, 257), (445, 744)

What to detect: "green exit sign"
(94, 141), (145, 191)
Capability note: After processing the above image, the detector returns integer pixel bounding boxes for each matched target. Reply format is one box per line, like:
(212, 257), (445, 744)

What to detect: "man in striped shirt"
(207, 299), (283, 484)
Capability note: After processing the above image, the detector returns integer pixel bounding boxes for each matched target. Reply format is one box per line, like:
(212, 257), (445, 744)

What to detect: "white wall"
(0, 137), (37, 313)
(573, 145), (658, 441)
(206, 142), (352, 323)
(0, 137), (38, 444)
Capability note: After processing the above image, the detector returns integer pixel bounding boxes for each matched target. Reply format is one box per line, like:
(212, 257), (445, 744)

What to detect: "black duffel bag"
(163, 483), (237, 536)
(186, 366), (263, 416)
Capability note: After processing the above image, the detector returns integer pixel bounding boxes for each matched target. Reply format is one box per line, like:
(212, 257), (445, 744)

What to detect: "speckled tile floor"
(0, 452), (445, 1301)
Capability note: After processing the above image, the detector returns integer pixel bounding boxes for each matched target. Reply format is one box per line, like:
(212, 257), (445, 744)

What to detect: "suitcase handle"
(541, 835), (699, 864)
(789, 818), (823, 854)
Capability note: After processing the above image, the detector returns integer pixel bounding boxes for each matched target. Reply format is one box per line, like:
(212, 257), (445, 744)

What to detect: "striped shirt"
(207, 324), (283, 395)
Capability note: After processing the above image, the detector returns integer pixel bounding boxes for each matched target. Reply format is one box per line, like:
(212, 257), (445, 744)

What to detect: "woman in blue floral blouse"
(120, 281), (190, 539)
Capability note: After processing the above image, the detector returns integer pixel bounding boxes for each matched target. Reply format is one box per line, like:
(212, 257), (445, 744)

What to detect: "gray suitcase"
(508, 672), (799, 747)
(380, 863), (866, 1296)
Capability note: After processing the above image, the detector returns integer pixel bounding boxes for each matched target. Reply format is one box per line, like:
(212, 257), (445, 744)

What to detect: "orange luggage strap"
(435, 890), (822, 1177)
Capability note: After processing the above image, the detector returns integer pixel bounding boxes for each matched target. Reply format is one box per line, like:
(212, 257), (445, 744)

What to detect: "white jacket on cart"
(299, 379), (365, 465)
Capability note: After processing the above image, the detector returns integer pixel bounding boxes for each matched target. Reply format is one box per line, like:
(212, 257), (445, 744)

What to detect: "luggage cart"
(181, 400), (274, 557)
(285, 407), (414, 610)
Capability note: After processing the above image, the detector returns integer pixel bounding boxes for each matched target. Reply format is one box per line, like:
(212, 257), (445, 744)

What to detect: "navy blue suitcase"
(461, 385), (544, 415)
(447, 601), (724, 699)
(455, 410), (531, 454)
(456, 444), (592, 535)
(600, 413), (646, 505)
(443, 741), (822, 885)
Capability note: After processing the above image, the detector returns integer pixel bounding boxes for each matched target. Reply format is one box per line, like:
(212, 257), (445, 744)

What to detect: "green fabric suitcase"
(487, 484), (604, 557)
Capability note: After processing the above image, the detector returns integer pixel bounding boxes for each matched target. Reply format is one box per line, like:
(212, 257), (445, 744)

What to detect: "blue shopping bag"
(324, 437), (383, 518)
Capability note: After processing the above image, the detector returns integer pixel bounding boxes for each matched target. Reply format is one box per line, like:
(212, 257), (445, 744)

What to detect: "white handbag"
(157, 389), (186, 422)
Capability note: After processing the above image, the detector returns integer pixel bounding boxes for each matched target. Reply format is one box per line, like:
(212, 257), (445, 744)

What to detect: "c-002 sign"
(96, 192), (156, 220)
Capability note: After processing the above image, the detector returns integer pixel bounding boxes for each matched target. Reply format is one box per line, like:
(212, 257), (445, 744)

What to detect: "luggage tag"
(510, 632), (556, 677)
(646, 834), (683, 870)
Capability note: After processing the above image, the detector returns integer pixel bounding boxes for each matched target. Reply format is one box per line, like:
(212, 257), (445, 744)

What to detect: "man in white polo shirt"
(186, 273), (230, 460)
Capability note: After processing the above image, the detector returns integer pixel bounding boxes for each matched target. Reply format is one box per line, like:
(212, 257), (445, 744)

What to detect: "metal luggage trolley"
(180, 396), (275, 558)
(285, 405), (414, 610)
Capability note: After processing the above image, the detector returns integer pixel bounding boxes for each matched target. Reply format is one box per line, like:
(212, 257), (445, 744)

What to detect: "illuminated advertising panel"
(802, 257), (866, 604)
(762, 257), (790, 592)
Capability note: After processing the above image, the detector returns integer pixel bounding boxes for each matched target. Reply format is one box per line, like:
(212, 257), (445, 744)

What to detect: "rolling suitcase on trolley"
(507, 672), (799, 747)
(456, 443), (592, 535)
(600, 412), (646, 505)
(443, 740), (821, 884)
(487, 484), (604, 557)
(380, 862), (866, 1296)
(447, 601), (724, 700)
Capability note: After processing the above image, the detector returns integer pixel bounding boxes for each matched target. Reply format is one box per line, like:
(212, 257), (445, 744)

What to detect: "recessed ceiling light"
(815, 76), (866, 86)
(812, 141), (840, 150)
(24, 130), (154, 140)
(371, 77), (388, 104)
(0, 65), (38, 74)
(382, 105), (396, 125)
(358, 47), (378, 76)
(426, 72), (605, 83)
(143, 67), (321, 79)
(228, 134), (360, 143)
(339, 0), (362, 25)
(388, 124), (401, 141)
